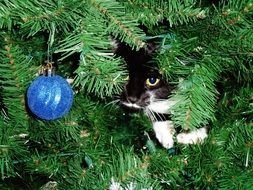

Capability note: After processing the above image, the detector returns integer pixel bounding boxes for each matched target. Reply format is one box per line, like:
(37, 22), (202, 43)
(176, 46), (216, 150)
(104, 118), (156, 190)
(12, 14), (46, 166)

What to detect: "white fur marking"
(147, 99), (177, 114)
(122, 102), (141, 109)
(176, 127), (208, 144)
(152, 121), (175, 148)
(109, 36), (119, 51)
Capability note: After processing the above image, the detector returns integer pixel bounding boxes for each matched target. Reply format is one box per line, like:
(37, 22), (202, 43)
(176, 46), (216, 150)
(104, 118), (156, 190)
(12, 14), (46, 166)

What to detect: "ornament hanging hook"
(47, 22), (56, 63)
(41, 22), (56, 76)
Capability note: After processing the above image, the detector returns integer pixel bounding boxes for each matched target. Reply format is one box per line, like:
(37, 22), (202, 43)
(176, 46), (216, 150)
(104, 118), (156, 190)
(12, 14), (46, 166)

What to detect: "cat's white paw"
(176, 127), (208, 144)
(152, 121), (175, 149)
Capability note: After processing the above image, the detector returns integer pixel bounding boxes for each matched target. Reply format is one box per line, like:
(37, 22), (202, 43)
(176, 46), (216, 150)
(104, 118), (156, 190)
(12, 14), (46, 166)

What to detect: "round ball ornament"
(27, 72), (74, 120)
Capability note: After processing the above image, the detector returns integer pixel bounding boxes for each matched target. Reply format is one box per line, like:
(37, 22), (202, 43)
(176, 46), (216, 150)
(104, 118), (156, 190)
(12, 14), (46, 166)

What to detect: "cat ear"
(110, 36), (161, 58)
(144, 41), (160, 54)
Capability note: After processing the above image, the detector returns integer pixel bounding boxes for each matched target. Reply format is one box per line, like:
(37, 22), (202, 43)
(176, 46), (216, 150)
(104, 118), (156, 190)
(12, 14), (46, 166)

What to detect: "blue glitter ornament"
(27, 75), (73, 120)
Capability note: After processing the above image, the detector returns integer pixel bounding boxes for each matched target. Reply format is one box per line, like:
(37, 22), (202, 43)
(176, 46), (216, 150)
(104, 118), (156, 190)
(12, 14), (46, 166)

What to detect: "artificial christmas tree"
(0, 0), (252, 189)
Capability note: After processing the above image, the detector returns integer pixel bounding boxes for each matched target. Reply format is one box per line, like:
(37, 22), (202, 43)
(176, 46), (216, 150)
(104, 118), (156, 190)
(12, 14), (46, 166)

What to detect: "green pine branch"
(0, 0), (84, 36)
(0, 35), (35, 179)
(55, 11), (129, 98)
(74, 53), (127, 98)
(0, 115), (29, 179)
(0, 35), (34, 126)
(0, 0), (252, 189)
(148, 151), (186, 189)
(156, 36), (219, 129)
(89, 0), (146, 49)
(179, 119), (253, 189)
(0, 118), (15, 179)
(79, 147), (160, 190)
(170, 62), (218, 130)
(122, 0), (208, 27)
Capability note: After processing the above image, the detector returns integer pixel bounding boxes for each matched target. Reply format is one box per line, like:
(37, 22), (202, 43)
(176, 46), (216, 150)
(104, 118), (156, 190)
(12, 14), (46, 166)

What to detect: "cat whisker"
(105, 99), (121, 107)
(151, 111), (159, 123)
(152, 99), (170, 102)
(111, 95), (121, 99)
(145, 109), (154, 122)
(146, 107), (168, 123)
(145, 108), (159, 123)
(151, 109), (164, 121)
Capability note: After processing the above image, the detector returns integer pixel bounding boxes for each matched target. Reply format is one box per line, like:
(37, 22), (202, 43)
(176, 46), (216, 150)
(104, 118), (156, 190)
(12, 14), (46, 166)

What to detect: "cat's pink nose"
(128, 96), (138, 103)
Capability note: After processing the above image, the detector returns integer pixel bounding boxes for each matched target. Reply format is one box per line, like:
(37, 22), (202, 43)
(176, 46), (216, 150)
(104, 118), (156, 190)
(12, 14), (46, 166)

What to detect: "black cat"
(114, 40), (208, 148)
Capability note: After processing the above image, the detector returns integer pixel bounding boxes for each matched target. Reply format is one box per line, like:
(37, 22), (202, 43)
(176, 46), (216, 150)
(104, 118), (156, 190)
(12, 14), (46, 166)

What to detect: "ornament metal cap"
(39, 61), (55, 77)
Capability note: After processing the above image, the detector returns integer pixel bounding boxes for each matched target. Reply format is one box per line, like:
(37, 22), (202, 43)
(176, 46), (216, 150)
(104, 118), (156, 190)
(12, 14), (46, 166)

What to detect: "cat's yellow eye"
(146, 77), (160, 87)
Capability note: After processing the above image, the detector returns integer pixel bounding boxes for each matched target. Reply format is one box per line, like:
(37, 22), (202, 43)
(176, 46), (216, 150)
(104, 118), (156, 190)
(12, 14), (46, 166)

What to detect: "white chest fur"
(147, 99), (176, 114)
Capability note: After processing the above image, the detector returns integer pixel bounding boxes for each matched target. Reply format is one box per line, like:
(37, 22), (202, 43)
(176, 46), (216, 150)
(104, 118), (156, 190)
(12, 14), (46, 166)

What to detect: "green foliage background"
(0, 0), (252, 189)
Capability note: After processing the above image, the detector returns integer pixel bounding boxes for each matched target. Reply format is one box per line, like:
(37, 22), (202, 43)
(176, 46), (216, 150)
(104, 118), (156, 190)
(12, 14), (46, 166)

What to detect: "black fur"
(114, 41), (173, 114)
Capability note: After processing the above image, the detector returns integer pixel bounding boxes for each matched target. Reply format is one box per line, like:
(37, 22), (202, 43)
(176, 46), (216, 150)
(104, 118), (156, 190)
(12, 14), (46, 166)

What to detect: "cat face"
(114, 41), (172, 114)
(121, 64), (171, 112)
